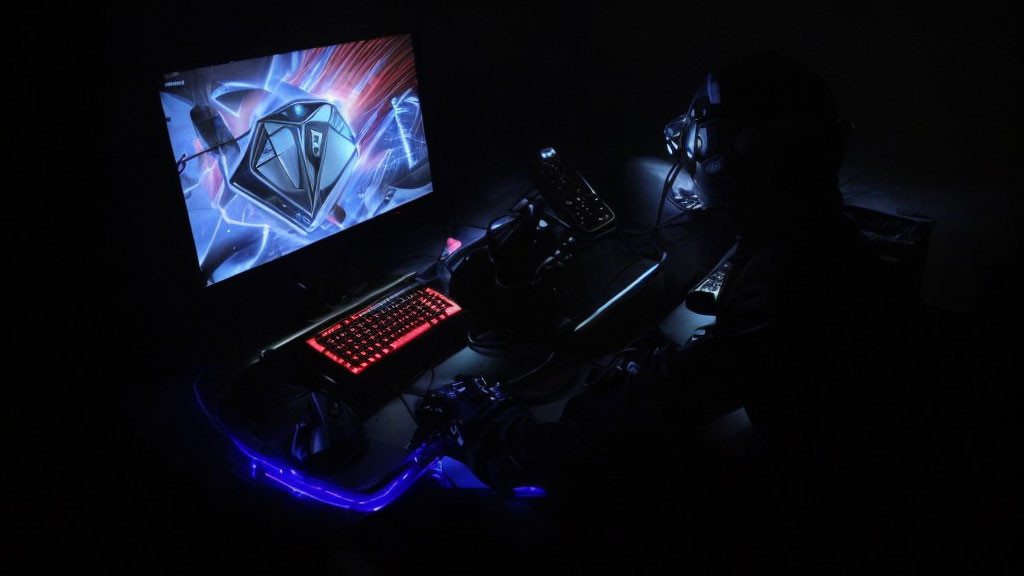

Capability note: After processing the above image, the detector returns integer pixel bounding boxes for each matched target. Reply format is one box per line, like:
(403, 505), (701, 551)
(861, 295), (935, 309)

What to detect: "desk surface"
(205, 157), (735, 496)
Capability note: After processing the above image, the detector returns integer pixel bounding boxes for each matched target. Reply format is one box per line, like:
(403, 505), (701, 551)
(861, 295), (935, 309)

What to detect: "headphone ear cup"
(693, 152), (743, 208)
(700, 153), (728, 177)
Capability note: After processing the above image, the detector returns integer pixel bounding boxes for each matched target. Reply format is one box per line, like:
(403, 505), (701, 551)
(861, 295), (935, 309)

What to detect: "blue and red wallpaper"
(160, 34), (431, 285)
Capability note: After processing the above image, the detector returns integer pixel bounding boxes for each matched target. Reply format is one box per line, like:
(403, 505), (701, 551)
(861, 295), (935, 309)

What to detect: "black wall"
(100, 3), (1019, 329)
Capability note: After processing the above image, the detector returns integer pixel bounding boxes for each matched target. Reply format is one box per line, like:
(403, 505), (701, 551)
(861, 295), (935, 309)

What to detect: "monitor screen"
(159, 34), (432, 286)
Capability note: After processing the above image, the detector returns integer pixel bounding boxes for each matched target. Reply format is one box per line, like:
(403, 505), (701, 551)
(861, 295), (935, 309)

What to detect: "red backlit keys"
(307, 286), (462, 375)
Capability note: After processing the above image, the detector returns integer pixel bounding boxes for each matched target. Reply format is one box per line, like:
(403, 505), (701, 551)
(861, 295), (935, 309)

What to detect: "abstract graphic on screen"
(159, 35), (431, 285)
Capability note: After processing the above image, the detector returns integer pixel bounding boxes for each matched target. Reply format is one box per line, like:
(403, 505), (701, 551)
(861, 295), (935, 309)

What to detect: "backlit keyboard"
(306, 286), (462, 375)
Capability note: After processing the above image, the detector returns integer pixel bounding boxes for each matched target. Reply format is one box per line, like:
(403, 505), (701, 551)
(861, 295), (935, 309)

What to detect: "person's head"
(665, 52), (849, 226)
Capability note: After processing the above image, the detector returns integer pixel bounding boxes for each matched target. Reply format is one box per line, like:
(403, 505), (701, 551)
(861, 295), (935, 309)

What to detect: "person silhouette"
(418, 52), (903, 569)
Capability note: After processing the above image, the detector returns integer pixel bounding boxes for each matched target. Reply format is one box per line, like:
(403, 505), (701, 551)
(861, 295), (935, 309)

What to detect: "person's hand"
(586, 329), (675, 389)
(414, 375), (509, 455)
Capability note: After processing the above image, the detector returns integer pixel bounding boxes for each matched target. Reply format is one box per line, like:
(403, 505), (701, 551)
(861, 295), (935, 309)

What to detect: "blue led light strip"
(234, 440), (439, 512)
(512, 486), (547, 498)
(574, 258), (664, 333)
(233, 440), (547, 511)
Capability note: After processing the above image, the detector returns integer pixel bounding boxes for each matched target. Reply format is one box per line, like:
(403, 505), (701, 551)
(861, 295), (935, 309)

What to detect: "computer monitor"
(159, 34), (433, 286)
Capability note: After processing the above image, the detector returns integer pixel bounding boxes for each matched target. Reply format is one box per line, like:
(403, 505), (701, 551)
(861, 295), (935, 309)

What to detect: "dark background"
(7, 2), (1017, 572)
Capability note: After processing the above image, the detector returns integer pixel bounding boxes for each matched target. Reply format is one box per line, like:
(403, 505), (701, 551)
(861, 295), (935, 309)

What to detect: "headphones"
(662, 73), (741, 209)
(664, 70), (851, 211)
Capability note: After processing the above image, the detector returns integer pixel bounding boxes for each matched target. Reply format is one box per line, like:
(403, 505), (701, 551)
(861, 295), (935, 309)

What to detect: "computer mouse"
(289, 391), (366, 473)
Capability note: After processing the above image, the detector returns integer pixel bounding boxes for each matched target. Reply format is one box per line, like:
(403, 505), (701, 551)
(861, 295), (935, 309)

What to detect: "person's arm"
(649, 328), (775, 419)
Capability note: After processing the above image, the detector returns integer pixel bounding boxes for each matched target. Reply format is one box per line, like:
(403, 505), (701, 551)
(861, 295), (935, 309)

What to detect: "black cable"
(581, 323), (672, 387)
(611, 158), (689, 260)
(656, 210), (693, 229)
(585, 347), (640, 388)
(486, 207), (564, 290)
(209, 336), (243, 425)
(401, 362), (438, 416)
(507, 183), (540, 211)
(466, 328), (546, 350)
(197, 328), (335, 443)
(398, 364), (439, 422)
(485, 211), (517, 245)
(193, 359), (317, 441)
(467, 327), (552, 357)
(505, 350), (557, 386)
(193, 368), (238, 441)
(650, 157), (688, 254)
(423, 365), (437, 394)
(619, 209), (693, 235)
(398, 393), (418, 421)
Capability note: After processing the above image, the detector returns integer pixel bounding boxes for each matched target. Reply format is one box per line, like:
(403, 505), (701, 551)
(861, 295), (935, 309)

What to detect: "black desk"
(202, 157), (736, 510)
